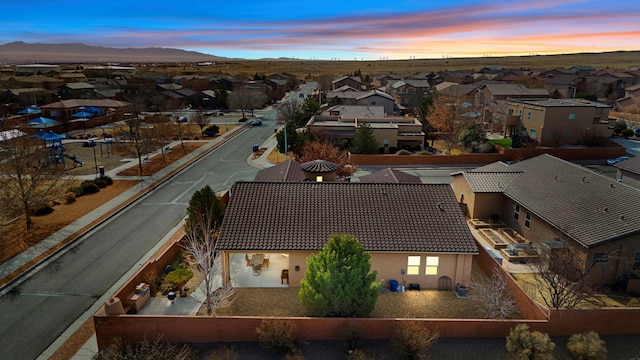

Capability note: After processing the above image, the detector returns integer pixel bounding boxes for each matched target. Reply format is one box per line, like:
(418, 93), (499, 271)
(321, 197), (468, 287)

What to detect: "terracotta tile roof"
(503, 154), (640, 247)
(300, 160), (339, 173)
(358, 168), (422, 184)
(217, 182), (478, 254)
(613, 156), (640, 174)
(253, 160), (305, 182)
(460, 171), (522, 192)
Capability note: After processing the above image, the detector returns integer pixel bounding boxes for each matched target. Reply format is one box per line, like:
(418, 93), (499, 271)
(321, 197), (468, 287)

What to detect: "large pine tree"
(298, 234), (380, 317)
(351, 122), (379, 154)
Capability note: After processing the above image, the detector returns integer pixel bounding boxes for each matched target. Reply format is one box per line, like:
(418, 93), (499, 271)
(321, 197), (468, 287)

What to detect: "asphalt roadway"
(0, 116), (279, 360)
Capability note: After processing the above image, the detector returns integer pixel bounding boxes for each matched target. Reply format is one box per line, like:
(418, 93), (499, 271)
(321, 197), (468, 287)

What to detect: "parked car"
(177, 116), (188, 123)
(239, 117), (248, 122)
(251, 118), (262, 126)
(607, 156), (630, 165)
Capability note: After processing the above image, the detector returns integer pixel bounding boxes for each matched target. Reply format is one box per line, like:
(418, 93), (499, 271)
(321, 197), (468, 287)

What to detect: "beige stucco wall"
(275, 251), (474, 290)
(507, 101), (611, 146)
(502, 197), (640, 286)
(452, 175), (504, 219)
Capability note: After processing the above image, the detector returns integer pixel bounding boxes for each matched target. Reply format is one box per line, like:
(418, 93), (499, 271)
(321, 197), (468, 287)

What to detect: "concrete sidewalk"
(32, 127), (274, 359)
(0, 125), (263, 359)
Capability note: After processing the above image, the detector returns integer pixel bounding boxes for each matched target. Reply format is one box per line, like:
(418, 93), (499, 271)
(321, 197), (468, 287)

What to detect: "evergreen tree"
(298, 234), (380, 317)
(185, 185), (225, 241)
(351, 122), (379, 154)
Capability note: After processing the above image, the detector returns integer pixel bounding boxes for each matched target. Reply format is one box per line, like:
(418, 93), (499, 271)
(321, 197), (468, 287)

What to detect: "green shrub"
(627, 297), (640, 307)
(614, 120), (627, 135)
(205, 346), (238, 360)
(342, 320), (363, 352)
(31, 203), (54, 216)
(347, 348), (377, 360)
(160, 267), (193, 294)
(506, 324), (555, 360)
(94, 177), (108, 188)
(621, 128), (634, 138)
(393, 321), (439, 360)
(256, 318), (297, 354)
(94, 336), (195, 360)
(396, 149), (412, 155)
(64, 192), (76, 204)
(80, 180), (100, 194)
(101, 176), (113, 185)
(566, 332), (607, 360)
(284, 348), (305, 360)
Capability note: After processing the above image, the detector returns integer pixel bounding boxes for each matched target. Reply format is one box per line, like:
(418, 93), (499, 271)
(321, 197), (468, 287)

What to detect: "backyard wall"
(93, 221), (640, 352)
(348, 143), (626, 166)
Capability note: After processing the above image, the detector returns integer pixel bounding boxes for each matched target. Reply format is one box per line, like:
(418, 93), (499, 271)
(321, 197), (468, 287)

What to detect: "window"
(425, 256), (439, 275)
(524, 211), (531, 229)
(527, 112), (531, 120)
(593, 252), (609, 264)
(514, 204), (520, 220)
(529, 129), (537, 138)
(407, 256), (420, 275)
(569, 113), (576, 120)
(508, 109), (514, 116)
(633, 252), (640, 270)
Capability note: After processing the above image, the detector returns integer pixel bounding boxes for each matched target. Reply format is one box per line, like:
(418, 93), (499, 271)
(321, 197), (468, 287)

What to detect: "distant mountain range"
(0, 41), (227, 64)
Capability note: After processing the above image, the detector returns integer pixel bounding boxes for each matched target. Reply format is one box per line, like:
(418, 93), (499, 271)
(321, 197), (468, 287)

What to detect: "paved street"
(0, 106), (280, 360)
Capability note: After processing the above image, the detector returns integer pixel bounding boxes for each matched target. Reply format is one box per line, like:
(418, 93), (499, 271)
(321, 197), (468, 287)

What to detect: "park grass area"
(490, 137), (513, 149)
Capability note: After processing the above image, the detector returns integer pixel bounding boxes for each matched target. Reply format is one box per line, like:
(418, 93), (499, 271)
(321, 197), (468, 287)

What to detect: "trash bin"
(98, 165), (105, 177)
(389, 279), (399, 292)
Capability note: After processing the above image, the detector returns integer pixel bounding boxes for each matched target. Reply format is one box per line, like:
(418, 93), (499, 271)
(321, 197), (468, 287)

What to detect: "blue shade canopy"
(16, 107), (41, 115)
(30, 129), (66, 141)
(25, 117), (61, 129)
(72, 111), (94, 118)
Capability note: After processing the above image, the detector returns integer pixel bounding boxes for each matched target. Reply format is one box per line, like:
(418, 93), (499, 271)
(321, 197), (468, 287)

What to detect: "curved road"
(0, 104), (284, 359)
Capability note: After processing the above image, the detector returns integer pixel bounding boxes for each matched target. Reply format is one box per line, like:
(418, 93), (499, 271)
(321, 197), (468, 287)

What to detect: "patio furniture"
(245, 254), (251, 267)
(261, 257), (269, 270)
(251, 254), (264, 266)
(281, 269), (289, 284)
(252, 265), (262, 276)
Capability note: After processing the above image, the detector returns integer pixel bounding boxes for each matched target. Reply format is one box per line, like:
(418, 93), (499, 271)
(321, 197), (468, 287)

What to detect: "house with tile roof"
(613, 155), (640, 187)
(615, 84), (640, 113)
(217, 182), (478, 290)
(305, 105), (425, 151)
(502, 98), (612, 146)
(357, 168), (422, 183)
(452, 154), (640, 289)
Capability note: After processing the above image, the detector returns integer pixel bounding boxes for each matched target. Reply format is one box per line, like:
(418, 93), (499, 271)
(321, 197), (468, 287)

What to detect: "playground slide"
(65, 154), (84, 166)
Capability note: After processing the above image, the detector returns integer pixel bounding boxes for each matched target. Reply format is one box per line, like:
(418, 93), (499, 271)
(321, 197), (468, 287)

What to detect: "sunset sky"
(1, 0), (639, 60)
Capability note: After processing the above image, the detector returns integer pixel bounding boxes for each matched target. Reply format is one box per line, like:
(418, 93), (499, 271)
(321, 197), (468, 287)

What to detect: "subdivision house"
(324, 89), (396, 115)
(503, 98), (612, 146)
(452, 154), (640, 290)
(216, 182), (478, 290)
(332, 76), (364, 91)
(305, 105), (425, 151)
(615, 84), (640, 113)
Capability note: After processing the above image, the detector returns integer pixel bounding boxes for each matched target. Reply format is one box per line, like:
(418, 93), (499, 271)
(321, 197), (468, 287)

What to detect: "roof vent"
(437, 202), (445, 212)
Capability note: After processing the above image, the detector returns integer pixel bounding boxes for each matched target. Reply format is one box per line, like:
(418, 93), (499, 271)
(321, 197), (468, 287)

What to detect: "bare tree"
(470, 269), (518, 319)
(192, 106), (209, 136)
(426, 93), (465, 154)
(276, 99), (299, 125)
(530, 238), (616, 309)
(0, 131), (75, 228)
(229, 88), (255, 119)
(181, 185), (233, 316)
